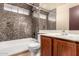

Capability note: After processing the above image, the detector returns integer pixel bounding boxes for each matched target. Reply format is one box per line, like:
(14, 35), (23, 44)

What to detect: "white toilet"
(28, 36), (40, 56)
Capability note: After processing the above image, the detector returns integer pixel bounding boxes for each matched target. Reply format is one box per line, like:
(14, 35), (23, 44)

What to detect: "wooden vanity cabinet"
(41, 35), (78, 56)
(53, 39), (76, 56)
(41, 36), (53, 56)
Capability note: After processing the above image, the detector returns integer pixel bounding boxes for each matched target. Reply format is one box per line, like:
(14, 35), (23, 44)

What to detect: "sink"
(41, 33), (79, 42)
(43, 33), (79, 38)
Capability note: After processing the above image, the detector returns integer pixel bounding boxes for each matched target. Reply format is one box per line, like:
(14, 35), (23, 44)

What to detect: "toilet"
(28, 36), (40, 56)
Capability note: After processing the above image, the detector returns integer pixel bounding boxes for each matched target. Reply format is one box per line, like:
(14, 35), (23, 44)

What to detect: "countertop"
(40, 33), (79, 42)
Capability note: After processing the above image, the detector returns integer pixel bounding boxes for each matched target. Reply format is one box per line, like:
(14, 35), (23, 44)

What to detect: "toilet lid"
(28, 42), (40, 48)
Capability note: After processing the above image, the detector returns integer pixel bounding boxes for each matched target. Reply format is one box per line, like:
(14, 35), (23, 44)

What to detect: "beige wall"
(56, 3), (79, 30)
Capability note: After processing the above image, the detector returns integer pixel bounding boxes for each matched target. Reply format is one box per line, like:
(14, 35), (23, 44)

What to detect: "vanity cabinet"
(53, 39), (76, 56)
(41, 35), (79, 56)
(41, 36), (53, 56)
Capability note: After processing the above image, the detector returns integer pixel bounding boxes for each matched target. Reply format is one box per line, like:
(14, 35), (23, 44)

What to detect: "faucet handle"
(62, 30), (65, 32)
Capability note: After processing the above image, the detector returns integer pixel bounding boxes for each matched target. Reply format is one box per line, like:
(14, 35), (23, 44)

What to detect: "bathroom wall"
(9, 3), (32, 10)
(48, 21), (56, 30)
(48, 9), (56, 30)
(0, 3), (4, 10)
(32, 16), (48, 38)
(32, 17), (39, 38)
(56, 3), (79, 30)
(0, 4), (32, 41)
(39, 18), (48, 30)
(32, 10), (48, 38)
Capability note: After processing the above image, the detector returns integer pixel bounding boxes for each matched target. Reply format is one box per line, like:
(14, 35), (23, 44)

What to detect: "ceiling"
(40, 3), (65, 10)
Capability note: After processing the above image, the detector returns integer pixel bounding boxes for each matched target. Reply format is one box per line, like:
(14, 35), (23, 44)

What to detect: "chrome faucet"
(62, 30), (65, 33)
(62, 30), (67, 35)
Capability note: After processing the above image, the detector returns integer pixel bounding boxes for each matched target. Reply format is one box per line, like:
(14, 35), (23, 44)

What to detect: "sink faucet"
(62, 30), (67, 35)
(62, 30), (65, 33)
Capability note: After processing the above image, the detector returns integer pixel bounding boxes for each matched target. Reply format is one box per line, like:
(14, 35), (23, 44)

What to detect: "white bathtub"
(0, 38), (36, 56)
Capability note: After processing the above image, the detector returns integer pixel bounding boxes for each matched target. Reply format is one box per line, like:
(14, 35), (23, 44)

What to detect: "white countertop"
(41, 33), (79, 42)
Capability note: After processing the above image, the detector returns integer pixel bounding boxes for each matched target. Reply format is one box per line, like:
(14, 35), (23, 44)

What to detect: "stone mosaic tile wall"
(0, 3), (4, 10)
(39, 18), (47, 30)
(48, 9), (56, 30)
(0, 3), (56, 41)
(0, 10), (32, 41)
(32, 17), (48, 38)
(48, 21), (56, 30)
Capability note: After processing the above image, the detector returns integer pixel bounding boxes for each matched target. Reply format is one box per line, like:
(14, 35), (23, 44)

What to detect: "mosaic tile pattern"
(32, 17), (48, 38)
(0, 3), (56, 41)
(48, 21), (56, 30)
(48, 9), (56, 30)
(0, 10), (32, 41)
(0, 3), (4, 10)
(39, 18), (48, 30)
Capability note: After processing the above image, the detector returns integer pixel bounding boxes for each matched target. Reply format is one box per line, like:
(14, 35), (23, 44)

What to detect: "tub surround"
(0, 3), (33, 41)
(40, 33), (79, 56)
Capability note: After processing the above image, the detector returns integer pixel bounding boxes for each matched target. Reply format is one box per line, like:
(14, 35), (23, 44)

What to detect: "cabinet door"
(54, 39), (76, 56)
(41, 36), (52, 56)
(53, 39), (64, 56)
(62, 41), (76, 56)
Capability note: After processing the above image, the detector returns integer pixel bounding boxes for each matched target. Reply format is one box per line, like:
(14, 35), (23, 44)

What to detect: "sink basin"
(46, 33), (79, 39)
(43, 33), (79, 38)
(41, 33), (79, 42)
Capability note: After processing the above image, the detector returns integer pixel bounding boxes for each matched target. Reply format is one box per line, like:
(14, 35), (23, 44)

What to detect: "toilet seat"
(28, 42), (40, 48)
(28, 41), (40, 56)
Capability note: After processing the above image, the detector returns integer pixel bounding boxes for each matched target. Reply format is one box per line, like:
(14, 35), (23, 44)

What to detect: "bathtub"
(0, 38), (36, 56)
